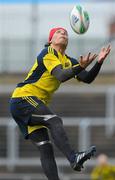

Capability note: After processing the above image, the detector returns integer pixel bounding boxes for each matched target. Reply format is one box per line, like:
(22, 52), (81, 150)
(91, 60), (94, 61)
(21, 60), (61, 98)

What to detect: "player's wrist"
(96, 61), (103, 65)
(79, 63), (87, 68)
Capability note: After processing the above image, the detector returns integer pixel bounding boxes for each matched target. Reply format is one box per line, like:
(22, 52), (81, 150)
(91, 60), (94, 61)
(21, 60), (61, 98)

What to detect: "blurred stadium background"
(0, 0), (115, 180)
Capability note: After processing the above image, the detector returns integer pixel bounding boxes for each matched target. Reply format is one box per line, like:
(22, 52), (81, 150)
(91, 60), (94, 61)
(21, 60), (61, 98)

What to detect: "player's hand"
(79, 52), (97, 68)
(98, 45), (111, 64)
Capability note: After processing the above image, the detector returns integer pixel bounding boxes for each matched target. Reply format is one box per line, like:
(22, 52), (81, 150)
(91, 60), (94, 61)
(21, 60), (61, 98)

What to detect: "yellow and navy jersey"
(91, 165), (115, 180)
(11, 46), (79, 104)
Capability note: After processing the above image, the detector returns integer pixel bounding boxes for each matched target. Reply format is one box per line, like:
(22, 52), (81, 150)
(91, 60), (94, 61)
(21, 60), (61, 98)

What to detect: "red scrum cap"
(48, 27), (67, 43)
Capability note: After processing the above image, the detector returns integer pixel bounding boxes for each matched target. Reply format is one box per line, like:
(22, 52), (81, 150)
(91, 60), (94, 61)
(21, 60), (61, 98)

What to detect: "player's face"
(51, 29), (68, 47)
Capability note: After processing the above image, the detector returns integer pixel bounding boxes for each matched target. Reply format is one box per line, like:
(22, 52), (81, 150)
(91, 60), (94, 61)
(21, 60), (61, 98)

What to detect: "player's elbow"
(86, 80), (93, 84)
(83, 78), (94, 84)
(56, 75), (67, 83)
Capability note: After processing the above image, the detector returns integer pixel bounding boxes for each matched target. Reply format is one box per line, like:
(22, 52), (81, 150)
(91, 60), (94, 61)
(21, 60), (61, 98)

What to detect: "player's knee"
(48, 116), (63, 127)
(29, 129), (52, 148)
(29, 128), (49, 143)
(35, 140), (52, 147)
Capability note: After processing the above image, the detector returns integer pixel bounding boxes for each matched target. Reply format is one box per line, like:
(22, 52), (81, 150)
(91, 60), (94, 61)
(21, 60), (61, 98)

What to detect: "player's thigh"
(29, 98), (57, 126)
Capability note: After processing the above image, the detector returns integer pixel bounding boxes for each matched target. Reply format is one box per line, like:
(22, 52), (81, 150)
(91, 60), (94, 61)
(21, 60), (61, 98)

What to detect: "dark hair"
(44, 42), (51, 47)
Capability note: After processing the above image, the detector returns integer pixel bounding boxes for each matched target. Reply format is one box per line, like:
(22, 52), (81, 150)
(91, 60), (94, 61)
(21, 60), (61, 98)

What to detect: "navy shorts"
(10, 96), (55, 139)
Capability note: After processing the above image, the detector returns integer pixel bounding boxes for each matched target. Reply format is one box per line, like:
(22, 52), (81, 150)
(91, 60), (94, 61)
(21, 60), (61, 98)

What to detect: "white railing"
(0, 117), (115, 180)
(0, 117), (115, 166)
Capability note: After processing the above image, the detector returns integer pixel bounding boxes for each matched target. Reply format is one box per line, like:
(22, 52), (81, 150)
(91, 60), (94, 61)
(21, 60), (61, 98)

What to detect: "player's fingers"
(106, 44), (111, 50)
(106, 45), (111, 54)
(103, 47), (106, 51)
(87, 52), (91, 60)
(101, 45), (110, 53)
(92, 54), (98, 60)
(80, 55), (83, 61)
(106, 49), (111, 55)
(101, 47), (105, 52)
(103, 48), (111, 58)
(89, 54), (97, 63)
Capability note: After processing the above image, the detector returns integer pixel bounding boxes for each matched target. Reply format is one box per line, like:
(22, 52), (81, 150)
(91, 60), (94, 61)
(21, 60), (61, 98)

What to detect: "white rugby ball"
(70, 5), (90, 34)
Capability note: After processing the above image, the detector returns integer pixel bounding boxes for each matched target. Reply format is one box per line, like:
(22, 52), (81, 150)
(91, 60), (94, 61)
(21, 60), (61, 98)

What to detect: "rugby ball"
(70, 5), (90, 34)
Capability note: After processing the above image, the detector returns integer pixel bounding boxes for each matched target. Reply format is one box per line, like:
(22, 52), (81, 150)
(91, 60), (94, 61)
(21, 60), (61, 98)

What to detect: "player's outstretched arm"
(76, 45), (111, 83)
(51, 52), (97, 83)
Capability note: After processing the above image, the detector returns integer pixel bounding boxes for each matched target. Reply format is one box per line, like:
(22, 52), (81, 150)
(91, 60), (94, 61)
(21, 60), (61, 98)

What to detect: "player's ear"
(49, 40), (52, 44)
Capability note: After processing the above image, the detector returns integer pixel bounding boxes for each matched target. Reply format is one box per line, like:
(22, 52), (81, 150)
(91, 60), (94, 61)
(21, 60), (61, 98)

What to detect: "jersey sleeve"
(69, 57), (79, 66)
(66, 55), (81, 80)
(43, 53), (61, 74)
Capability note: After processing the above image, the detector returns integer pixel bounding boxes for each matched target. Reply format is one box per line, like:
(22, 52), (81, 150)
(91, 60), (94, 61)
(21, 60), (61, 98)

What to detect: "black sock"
(39, 143), (60, 180)
(29, 129), (60, 180)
